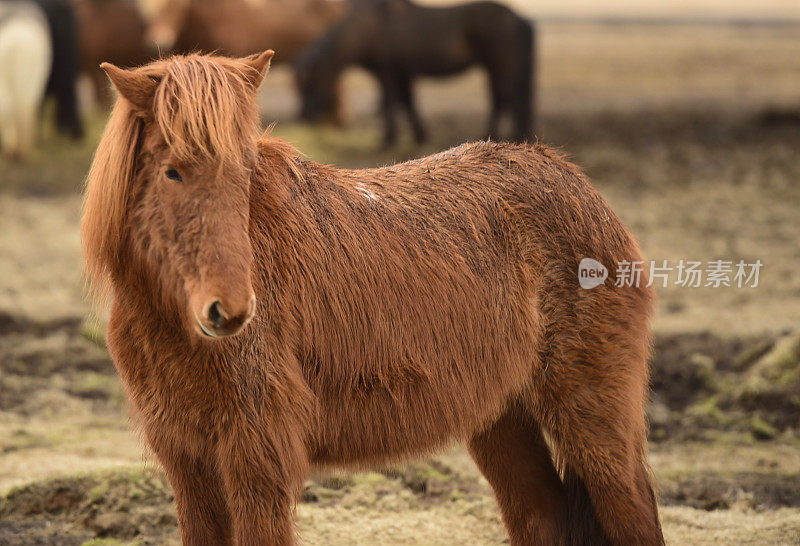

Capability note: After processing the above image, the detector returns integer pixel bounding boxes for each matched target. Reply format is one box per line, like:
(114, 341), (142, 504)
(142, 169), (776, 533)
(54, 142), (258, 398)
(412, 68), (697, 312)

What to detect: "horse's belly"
(308, 345), (537, 467)
(405, 45), (472, 76)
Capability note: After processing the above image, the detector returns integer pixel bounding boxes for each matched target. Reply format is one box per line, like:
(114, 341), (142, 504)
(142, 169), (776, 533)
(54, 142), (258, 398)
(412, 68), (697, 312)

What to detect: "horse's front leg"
(217, 417), (310, 546)
(145, 429), (233, 545)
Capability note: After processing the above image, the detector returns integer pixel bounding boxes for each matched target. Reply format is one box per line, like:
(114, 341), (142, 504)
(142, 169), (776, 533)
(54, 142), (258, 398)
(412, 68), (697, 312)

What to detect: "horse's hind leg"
(468, 401), (566, 545)
(529, 334), (664, 545)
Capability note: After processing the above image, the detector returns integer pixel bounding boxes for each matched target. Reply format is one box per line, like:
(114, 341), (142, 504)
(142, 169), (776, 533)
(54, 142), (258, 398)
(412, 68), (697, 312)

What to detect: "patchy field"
(2, 21), (800, 545)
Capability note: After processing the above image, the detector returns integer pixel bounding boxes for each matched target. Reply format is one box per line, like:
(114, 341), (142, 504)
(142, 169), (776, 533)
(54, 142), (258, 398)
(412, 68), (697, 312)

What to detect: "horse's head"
(85, 52), (273, 340)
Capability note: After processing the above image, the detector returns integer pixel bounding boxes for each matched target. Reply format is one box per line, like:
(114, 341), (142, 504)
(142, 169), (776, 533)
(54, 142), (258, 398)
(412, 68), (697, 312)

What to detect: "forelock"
(153, 55), (259, 165)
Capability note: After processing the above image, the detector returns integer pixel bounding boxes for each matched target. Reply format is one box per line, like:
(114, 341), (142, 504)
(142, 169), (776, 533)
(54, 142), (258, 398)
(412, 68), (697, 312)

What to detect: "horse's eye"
(165, 168), (183, 182)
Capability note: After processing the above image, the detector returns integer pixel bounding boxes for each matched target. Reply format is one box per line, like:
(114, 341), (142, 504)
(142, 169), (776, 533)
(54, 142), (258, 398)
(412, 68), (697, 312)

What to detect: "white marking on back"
(355, 183), (380, 202)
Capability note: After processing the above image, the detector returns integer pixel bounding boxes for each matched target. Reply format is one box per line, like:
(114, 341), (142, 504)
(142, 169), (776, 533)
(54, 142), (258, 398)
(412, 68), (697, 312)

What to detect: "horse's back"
(349, 141), (613, 249)
(293, 140), (636, 275)
(457, 1), (532, 63)
(334, 139), (653, 341)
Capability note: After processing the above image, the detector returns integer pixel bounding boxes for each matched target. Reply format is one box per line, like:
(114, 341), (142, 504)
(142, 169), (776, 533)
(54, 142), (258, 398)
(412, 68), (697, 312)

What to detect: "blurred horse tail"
(0, 1), (52, 160)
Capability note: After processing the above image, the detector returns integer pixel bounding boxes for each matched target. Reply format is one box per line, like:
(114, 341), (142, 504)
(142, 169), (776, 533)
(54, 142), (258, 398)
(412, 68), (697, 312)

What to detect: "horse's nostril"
(208, 301), (224, 329)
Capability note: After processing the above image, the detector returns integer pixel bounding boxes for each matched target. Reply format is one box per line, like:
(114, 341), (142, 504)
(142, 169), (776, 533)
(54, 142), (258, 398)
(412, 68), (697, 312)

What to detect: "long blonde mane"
(81, 54), (268, 303)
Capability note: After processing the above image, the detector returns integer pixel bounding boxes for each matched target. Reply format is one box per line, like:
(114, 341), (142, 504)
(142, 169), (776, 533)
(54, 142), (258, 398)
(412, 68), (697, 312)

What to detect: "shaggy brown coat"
(82, 52), (664, 545)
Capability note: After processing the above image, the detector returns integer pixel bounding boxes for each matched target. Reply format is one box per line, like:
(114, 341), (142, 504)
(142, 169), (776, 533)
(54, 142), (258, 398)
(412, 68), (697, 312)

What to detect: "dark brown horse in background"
(295, 0), (535, 147)
(83, 52), (663, 545)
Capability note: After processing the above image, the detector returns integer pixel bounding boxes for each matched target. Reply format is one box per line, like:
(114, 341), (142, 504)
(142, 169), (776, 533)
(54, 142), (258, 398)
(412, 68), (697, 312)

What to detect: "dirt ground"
(2, 21), (800, 545)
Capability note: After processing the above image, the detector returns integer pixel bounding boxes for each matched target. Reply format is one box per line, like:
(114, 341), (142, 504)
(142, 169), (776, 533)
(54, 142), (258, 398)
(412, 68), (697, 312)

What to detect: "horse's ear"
(241, 50), (274, 91)
(101, 62), (159, 112)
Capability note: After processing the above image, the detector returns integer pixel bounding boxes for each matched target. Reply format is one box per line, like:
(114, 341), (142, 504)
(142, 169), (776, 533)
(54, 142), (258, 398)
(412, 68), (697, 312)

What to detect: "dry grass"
(2, 443), (799, 544)
(0, 196), (86, 321)
(298, 505), (800, 545)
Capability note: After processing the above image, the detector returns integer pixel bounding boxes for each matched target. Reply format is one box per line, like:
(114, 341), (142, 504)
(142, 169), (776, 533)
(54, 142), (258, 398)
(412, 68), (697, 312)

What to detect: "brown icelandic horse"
(295, 0), (535, 147)
(143, 0), (346, 122)
(82, 52), (664, 545)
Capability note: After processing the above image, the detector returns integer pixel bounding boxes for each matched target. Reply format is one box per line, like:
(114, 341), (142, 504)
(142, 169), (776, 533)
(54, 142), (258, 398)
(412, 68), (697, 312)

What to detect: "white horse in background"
(0, 1), (52, 160)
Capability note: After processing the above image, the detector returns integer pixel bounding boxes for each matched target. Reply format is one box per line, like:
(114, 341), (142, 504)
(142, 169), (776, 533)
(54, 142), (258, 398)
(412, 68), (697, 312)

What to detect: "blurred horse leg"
(511, 80), (533, 143)
(378, 72), (401, 148)
(511, 19), (534, 143)
(486, 70), (510, 141)
(397, 74), (427, 144)
(468, 401), (566, 545)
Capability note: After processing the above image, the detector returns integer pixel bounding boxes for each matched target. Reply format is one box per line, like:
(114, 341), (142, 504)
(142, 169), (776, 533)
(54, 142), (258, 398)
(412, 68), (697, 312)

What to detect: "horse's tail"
(555, 434), (663, 545)
(513, 17), (535, 141)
